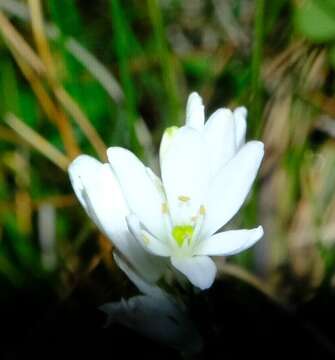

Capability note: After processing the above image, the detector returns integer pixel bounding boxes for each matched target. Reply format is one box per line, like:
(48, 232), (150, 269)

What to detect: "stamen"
(161, 202), (174, 245)
(178, 195), (190, 202)
(191, 205), (206, 246)
(143, 233), (150, 245)
(161, 202), (169, 214)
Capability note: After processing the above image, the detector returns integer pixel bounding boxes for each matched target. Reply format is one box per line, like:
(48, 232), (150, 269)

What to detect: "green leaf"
(295, 0), (335, 43)
(47, 0), (82, 38)
(0, 58), (21, 117)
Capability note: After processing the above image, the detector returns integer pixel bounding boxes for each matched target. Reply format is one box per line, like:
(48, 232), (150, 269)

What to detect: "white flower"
(69, 92), (264, 290)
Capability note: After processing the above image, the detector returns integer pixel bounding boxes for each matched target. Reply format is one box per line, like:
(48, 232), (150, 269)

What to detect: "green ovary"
(172, 225), (194, 247)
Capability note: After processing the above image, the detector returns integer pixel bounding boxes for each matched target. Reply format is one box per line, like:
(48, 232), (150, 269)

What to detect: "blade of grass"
(11, 48), (80, 158)
(54, 87), (107, 160)
(147, 0), (182, 126)
(14, 151), (32, 235)
(251, 0), (265, 137)
(0, 0), (124, 105)
(27, 0), (107, 160)
(5, 113), (70, 171)
(1, 1), (110, 160)
(0, 125), (22, 144)
(65, 38), (124, 103)
(249, 0), (267, 274)
(27, 0), (56, 80)
(0, 3), (120, 158)
(47, 0), (81, 38)
(0, 58), (21, 117)
(0, 10), (80, 158)
(0, 10), (44, 73)
(0, 0), (27, 20)
(109, 0), (140, 152)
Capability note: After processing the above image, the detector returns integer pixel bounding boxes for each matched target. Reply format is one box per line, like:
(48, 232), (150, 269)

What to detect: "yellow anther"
(200, 205), (206, 215)
(161, 202), (169, 214)
(178, 195), (190, 202)
(143, 234), (150, 245)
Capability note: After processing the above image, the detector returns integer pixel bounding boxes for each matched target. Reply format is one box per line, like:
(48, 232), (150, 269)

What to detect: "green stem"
(251, 0), (265, 138)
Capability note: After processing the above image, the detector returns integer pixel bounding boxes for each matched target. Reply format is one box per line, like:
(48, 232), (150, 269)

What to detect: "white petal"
(68, 155), (164, 282)
(161, 126), (210, 225)
(126, 214), (170, 257)
(194, 226), (263, 256)
(201, 141), (264, 237)
(171, 256), (216, 290)
(204, 108), (236, 176)
(68, 155), (128, 237)
(159, 126), (180, 165)
(145, 167), (166, 201)
(234, 106), (247, 148)
(107, 147), (166, 240)
(68, 157), (90, 214)
(185, 92), (204, 131)
(113, 253), (166, 298)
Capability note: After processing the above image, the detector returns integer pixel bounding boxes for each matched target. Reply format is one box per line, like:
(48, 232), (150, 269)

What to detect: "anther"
(143, 234), (150, 245)
(161, 202), (169, 214)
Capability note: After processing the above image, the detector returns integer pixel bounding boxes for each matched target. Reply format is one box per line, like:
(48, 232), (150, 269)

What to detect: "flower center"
(172, 225), (194, 247)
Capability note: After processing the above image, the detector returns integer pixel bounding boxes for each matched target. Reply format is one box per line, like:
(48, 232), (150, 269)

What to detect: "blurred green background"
(0, 0), (335, 318)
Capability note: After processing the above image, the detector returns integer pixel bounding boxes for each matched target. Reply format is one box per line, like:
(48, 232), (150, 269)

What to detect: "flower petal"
(171, 256), (216, 290)
(68, 155), (164, 282)
(68, 158), (90, 214)
(126, 214), (170, 257)
(185, 92), (205, 131)
(68, 155), (129, 236)
(145, 166), (166, 201)
(194, 226), (263, 256)
(201, 141), (264, 237)
(234, 106), (247, 148)
(107, 147), (166, 240)
(204, 108), (236, 176)
(161, 126), (210, 225)
(113, 252), (166, 298)
(159, 126), (180, 165)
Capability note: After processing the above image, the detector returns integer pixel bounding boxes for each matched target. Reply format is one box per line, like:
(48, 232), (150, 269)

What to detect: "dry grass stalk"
(5, 113), (70, 171)
(0, 10), (45, 74)
(27, 0), (107, 160)
(12, 50), (80, 158)
(54, 87), (107, 161)
(0, 8), (106, 160)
